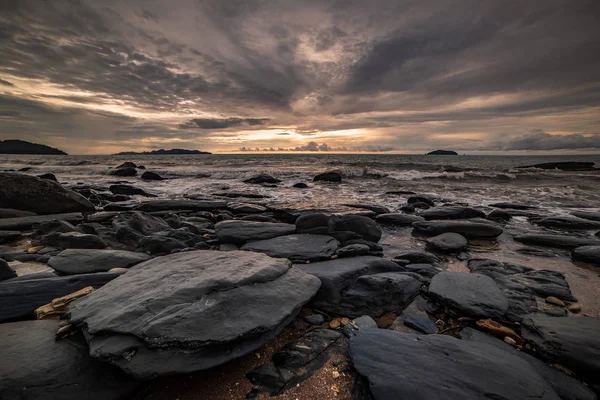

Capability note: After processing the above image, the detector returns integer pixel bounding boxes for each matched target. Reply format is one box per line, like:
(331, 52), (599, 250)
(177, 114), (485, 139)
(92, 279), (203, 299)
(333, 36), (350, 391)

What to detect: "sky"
(0, 0), (599, 155)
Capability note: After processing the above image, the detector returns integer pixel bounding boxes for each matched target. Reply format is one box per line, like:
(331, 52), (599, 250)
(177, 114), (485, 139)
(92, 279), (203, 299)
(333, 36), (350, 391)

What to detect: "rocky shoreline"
(0, 165), (599, 400)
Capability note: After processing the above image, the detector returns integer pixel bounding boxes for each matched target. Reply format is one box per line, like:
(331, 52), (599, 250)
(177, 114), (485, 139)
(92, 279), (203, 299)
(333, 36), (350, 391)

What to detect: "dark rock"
(67, 251), (321, 379)
(330, 214), (382, 243)
(514, 234), (599, 249)
(109, 184), (156, 197)
(400, 263), (442, 280)
(489, 202), (538, 210)
(487, 209), (512, 221)
(0, 208), (37, 218)
(0, 271), (122, 323)
(297, 256), (416, 317)
(0, 258), (17, 281)
(0, 139), (67, 155)
(215, 220), (296, 244)
(228, 202), (267, 214)
(522, 315), (600, 381)
(313, 171), (342, 182)
(48, 249), (151, 275)
(115, 162), (137, 169)
(413, 220), (503, 239)
(420, 206), (485, 220)
(138, 235), (187, 255)
(329, 230), (362, 242)
(247, 329), (343, 396)
(386, 190), (417, 195)
(0, 320), (138, 400)
(342, 315), (378, 337)
(0, 173), (94, 214)
(534, 216), (600, 230)
(213, 192), (268, 199)
(0, 230), (21, 244)
(571, 211), (600, 222)
(292, 182), (309, 188)
(375, 213), (424, 226)
(461, 327), (597, 400)
(336, 243), (370, 258)
(516, 161), (596, 171)
(304, 314), (325, 325)
(426, 232), (468, 253)
(37, 173), (58, 182)
(140, 171), (163, 181)
(399, 204), (415, 213)
(239, 215), (277, 223)
(108, 167), (137, 177)
(572, 245), (600, 265)
(244, 174), (281, 184)
(403, 315), (438, 334)
(427, 149), (458, 155)
(428, 272), (508, 319)
(394, 251), (442, 264)
(56, 232), (106, 249)
(35, 219), (78, 236)
(342, 204), (390, 214)
(516, 247), (557, 257)
(295, 213), (330, 232)
(349, 329), (560, 400)
(407, 196), (435, 207)
(135, 200), (227, 212)
(112, 211), (171, 246)
(241, 234), (339, 261)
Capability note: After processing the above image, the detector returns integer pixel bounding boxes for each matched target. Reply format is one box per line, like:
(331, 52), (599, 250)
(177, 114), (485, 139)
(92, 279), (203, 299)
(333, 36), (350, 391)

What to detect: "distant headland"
(427, 149), (458, 155)
(113, 148), (212, 155)
(0, 139), (67, 155)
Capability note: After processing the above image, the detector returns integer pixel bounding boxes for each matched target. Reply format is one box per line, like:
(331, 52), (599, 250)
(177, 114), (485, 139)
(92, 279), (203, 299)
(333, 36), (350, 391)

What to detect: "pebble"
(329, 318), (341, 329)
(27, 246), (45, 254)
(504, 337), (517, 346)
(545, 296), (565, 307)
(567, 303), (581, 313)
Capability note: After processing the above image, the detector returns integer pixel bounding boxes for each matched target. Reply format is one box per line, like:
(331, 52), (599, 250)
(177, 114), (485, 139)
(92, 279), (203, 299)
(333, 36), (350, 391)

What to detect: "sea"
(2, 152), (600, 314)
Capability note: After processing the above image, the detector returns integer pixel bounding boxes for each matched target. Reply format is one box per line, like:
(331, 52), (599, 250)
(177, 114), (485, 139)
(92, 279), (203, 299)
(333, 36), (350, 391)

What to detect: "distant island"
(114, 148), (212, 155)
(0, 139), (67, 155)
(427, 150), (458, 155)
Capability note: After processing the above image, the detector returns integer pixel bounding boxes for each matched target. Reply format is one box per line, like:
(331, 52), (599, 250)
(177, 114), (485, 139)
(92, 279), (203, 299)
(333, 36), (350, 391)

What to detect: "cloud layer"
(0, 0), (599, 153)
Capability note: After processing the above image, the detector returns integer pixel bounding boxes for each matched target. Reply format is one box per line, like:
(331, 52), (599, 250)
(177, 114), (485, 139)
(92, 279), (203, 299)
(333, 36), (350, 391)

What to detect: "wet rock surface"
(426, 232), (468, 253)
(413, 220), (503, 238)
(48, 249), (152, 275)
(215, 220), (296, 244)
(241, 234), (339, 261)
(514, 234), (600, 249)
(68, 251), (321, 379)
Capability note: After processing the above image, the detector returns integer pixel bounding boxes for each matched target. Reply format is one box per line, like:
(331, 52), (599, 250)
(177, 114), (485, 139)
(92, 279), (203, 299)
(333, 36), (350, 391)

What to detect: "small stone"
(108, 267), (129, 272)
(340, 317), (350, 326)
(332, 371), (340, 378)
(329, 318), (341, 329)
(567, 303), (581, 313)
(304, 314), (325, 325)
(27, 246), (45, 254)
(255, 352), (261, 359)
(545, 296), (565, 307)
(504, 337), (517, 346)
(330, 384), (340, 393)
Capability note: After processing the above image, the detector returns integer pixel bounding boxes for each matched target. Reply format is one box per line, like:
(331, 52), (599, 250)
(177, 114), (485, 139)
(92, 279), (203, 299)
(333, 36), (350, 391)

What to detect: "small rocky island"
(114, 148), (212, 155)
(0, 139), (67, 155)
(427, 149), (458, 155)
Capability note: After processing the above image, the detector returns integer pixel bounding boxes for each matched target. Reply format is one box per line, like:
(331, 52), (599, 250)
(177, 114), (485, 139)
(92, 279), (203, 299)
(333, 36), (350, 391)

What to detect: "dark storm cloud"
(0, 0), (599, 152)
(179, 118), (271, 129)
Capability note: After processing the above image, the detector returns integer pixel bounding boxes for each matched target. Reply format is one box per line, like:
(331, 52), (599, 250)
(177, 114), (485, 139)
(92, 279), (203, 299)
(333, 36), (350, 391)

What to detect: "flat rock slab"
(426, 232), (468, 253)
(68, 250), (321, 379)
(0, 212), (84, 231)
(571, 211), (600, 222)
(0, 230), (22, 244)
(0, 172), (94, 214)
(241, 234), (339, 261)
(413, 220), (503, 239)
(135, 200), (227, 212)
(0, 271), (122, 323)
(0, 320), (138, 400)
(534, 216), (600, 230)
(375, 213), (424, 226)
(428, 271), (508, 319)
(420, 206), (485, 220)
(349, 329), (559, 400)
(572, 245), (600, 265)
(522, 315), (600, 381)
(215, 220), (296, 244)
(48, 249), (152, 275)
(514, 234), (599, 249)
(296, 256), (411, 317)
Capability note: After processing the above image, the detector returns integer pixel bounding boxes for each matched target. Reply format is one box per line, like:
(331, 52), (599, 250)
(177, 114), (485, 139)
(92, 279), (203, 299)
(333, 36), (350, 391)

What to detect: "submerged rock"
(313, 171), (342, 182)
(241, 234), (339, 261)
(215, 220), (296, 244)
(426, 232), (468, 253)
(109, 184), (156, 197)
(349, 329), (560, 400)
(514, 234), (599, 249)
(108, 167), (137, 177)
(68, 251), (321, 379)
(420, 206), (485, 220)
(534, 216), (600, 230)
(375, 213), (424, 226)
(244, 174), (281, 184)
(413, 220), (503, 239)
(0, 320), (138, 400)
(48, 249), (151, 275)
(140, 171), (163, 181)
(428, 272), (508, 319)
(0, 172), (94, 214)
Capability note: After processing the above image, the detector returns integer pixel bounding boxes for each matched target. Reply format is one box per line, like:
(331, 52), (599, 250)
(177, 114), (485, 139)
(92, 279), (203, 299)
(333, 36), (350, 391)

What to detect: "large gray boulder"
(428, 272), (508, 319)
(215, 220), (296, 244)
(0, 271), (123, 323)
(48, 249), (152, 275)
(296, 256), (413, 317)
(514, 234), (599, 249)
(0, 320), (138, 400)
(349, 329), (559, 400)
(241, 234), (339, 261)
(0, 172), (94, 214)
(572, 245), (600, 265)
(413, 220), (503, 239)
(67, 251), (321, 379)
(522, 315), (600, 381)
